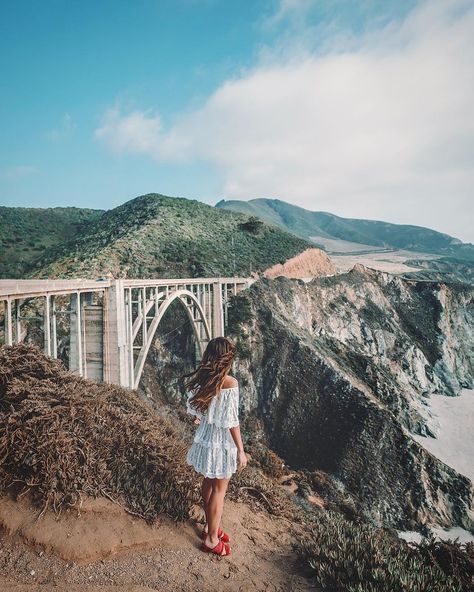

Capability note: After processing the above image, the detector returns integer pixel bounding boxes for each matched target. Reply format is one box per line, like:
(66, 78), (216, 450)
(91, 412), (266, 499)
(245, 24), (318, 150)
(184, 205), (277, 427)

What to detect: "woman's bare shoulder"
(222, 375), (238, 389)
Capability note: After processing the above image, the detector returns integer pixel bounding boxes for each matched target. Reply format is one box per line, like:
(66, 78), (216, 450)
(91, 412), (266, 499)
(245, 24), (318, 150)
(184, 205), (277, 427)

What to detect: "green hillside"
(34, 193), (313, 278)
(216, 198), (474, 260)
(0, 206), (104, 278)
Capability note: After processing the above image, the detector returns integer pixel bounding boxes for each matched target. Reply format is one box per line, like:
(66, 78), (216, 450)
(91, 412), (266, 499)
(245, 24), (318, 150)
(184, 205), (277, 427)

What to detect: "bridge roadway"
(0, 277), (253, 389)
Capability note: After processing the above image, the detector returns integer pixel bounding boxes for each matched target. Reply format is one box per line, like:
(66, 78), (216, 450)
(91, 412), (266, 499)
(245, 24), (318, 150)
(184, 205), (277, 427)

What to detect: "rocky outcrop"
(263, 247), (337, 279)
(228, 266), (474, 532)
(402, 257), (474, 286)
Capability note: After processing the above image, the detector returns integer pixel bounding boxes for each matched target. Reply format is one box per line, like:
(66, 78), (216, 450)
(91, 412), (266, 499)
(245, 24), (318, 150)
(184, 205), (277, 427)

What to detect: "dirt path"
(0, 496), (319, 592)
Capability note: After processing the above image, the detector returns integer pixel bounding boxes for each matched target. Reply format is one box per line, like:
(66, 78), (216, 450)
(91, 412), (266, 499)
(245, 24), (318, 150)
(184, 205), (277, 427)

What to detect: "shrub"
(246, 442), (286, 478)
(238, 216), (264, 235)
(297, 509), (472, 592)
(0, 344), (200, 523)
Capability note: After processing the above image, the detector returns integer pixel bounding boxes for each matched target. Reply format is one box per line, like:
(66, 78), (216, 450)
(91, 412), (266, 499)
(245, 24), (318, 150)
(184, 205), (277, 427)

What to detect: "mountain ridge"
(215, 197), (473, 259)
(2, 193), (473, 282)
(31, 193), (314, 279)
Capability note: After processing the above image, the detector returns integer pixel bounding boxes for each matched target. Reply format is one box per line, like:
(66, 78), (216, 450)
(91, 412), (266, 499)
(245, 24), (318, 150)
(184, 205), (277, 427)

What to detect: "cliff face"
(228, 266), (474, 532)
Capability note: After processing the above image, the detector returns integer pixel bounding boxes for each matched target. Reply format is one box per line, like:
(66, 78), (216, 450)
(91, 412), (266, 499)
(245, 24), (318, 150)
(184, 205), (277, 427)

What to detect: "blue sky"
(1, 0), (473, 241)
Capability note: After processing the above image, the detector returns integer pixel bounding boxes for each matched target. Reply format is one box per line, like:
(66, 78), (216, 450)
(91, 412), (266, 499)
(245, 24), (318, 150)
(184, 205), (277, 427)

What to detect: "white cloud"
(3, 165), (39, 180)
(47, 113), (76, 142)
(95, 0), (474, 241)
(95, 107), (164, 155)
(261, 0), (314, 29)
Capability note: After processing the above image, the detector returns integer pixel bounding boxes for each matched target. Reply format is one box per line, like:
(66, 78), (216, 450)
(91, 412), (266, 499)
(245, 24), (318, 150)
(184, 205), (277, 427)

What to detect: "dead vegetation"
(245, 441), (286, 479)
(0, 344), (201, 523)
(229, 465), (304, 522)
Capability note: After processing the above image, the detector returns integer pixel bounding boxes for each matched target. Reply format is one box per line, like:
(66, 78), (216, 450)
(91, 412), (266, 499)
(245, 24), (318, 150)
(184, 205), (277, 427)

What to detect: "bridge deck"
(0, 277), (252, 299)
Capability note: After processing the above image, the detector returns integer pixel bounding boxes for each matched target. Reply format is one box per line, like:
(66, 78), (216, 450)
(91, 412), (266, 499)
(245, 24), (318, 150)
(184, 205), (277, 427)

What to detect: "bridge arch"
(133, 289), (211, 389)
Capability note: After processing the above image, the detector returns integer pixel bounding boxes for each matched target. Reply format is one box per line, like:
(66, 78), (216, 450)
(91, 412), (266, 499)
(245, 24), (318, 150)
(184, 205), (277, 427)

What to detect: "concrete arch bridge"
(0, 277), (253, 389)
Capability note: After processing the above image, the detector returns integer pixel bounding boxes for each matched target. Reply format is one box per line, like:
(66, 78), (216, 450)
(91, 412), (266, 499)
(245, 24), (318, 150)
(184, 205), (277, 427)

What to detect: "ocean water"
(413, 388), (474, 482)
(397, 388), (474, 544)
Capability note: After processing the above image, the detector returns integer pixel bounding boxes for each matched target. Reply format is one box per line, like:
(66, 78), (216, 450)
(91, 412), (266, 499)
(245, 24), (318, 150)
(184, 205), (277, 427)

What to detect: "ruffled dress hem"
(185, 457), (235, 479)
(185, 386), (240, 478)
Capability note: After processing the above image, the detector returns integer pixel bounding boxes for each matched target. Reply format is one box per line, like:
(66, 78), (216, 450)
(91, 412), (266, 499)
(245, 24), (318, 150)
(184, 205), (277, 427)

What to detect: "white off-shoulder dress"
(186, 386), (240, 479)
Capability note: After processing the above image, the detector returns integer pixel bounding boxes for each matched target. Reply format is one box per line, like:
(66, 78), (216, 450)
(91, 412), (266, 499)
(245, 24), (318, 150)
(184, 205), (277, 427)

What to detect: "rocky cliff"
(227, 265), (474, 532)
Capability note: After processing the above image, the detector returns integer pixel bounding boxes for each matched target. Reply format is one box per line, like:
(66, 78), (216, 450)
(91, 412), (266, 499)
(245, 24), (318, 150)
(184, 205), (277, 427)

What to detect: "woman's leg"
(204, 477), (230, 548)
(202, 477), (213, 530)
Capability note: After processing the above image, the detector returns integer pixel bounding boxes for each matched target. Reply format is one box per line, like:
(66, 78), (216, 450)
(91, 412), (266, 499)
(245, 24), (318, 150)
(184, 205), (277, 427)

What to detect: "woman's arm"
(186, 391), (203, 421)
(229, 425), (248, 471)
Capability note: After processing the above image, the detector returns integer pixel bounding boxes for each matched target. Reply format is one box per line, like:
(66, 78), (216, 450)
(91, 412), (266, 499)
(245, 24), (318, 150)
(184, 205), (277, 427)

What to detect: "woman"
(182, 336), (248, 557)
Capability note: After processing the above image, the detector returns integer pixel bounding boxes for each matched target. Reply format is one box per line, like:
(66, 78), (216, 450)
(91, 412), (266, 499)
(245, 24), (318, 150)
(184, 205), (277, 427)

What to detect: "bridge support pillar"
(44, 295), (51, 356)
(5, 299), (13, 346)
(83, 304), (104, 381)
(69, 292), (83, 376)
(103, 280), (129, 387)
(212, 281), (224, 338)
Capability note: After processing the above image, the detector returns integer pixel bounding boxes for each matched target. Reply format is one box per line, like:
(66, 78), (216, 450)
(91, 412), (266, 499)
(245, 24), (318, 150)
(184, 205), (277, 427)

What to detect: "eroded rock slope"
(228, 266), (474, 532)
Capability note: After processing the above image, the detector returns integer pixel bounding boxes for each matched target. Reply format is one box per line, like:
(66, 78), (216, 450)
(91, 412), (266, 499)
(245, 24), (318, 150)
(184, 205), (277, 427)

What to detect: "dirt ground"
(0, 494), (320, 592)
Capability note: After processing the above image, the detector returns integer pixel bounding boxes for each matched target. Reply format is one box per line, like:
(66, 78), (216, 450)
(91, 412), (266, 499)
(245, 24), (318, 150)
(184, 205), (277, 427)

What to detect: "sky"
(1, 0), (473, 242)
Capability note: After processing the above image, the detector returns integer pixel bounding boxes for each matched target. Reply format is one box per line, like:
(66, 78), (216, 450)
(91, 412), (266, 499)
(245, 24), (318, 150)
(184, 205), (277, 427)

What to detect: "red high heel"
(200, 537), (231, 556)
(201, 526), (230, 543)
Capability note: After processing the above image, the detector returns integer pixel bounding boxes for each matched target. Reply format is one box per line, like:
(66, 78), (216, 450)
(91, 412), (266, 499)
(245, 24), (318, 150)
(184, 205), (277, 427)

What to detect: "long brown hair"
(182, 337), (236, 414)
